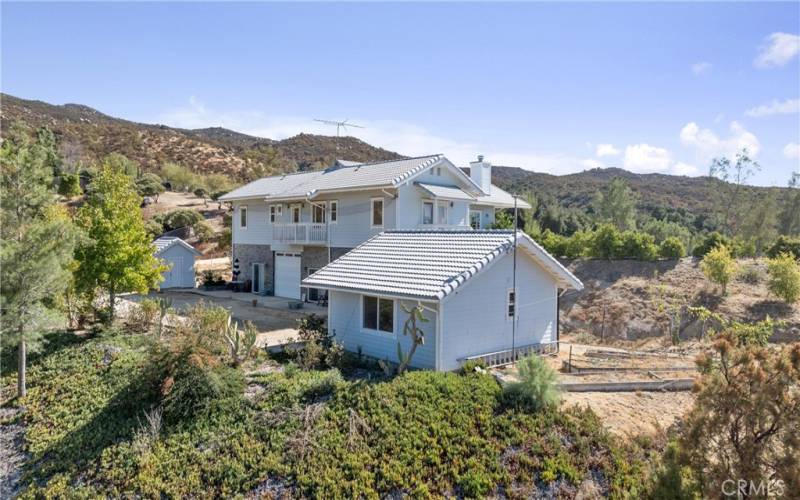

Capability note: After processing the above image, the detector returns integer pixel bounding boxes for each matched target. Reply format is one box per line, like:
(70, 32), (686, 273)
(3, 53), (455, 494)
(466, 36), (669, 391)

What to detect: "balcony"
(273, 223), (328, 245)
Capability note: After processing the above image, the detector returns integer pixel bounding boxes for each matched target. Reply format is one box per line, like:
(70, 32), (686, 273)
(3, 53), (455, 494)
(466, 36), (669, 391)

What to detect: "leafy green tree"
(160, 162), (198, 191)
(144, 219), (164, 239)
(75, 164), (166, 321)
(766, 252), (800, 304)
(620, 231), (658, 260)
(593, 177), (639, 231)
(692, 231), (731, 258)
(589, 224), (623, 259)
(136, 172), (165, 201)
(739, 191), (779, 255)
(767, 235), (800, 260)
(490, 210), (515, 229)
(659, 237), (686, 259)
(58, 172), (82, 198)
(709, 149), (759, 235)
(778, 171), (800, 236)
(104, 153), (140, 177)
(700, 245), (738, 295)
(162, 208), (204, 231)
(1, 123), (78, 397)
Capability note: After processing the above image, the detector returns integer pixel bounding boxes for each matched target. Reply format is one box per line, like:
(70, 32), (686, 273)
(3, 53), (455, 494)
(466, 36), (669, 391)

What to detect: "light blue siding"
(158, 244), (197, 288)
(328, 291), (437, 369)
(440, 251), (557, 371)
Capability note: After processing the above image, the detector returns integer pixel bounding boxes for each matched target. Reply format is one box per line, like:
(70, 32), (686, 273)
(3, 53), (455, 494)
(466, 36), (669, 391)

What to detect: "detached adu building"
(302, 230), (583, 371)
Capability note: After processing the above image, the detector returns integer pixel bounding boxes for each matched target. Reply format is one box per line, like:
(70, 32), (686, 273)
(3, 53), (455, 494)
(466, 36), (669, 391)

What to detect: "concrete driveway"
(125, 290), (313, 347)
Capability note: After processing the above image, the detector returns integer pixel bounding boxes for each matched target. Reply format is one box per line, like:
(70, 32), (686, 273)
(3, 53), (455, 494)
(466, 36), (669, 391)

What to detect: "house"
(154, 237), (201, 289)
(301, 230), (583, 371)
(218, 155), (530, 299)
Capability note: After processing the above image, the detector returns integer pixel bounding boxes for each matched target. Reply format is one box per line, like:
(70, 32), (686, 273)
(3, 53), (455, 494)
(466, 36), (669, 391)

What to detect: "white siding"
(440, 251), (557, 371)
(317, 190), (397, 248)
(395, 183), (472, 228)
(328, 290), (437, 369)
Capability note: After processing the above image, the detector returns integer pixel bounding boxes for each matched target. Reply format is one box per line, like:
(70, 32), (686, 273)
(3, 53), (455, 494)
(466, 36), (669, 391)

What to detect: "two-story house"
(218, 154), (530, 299)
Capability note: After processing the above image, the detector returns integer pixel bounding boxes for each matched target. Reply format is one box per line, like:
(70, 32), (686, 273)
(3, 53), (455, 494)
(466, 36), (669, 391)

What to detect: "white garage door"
(274, 253), (301, 299)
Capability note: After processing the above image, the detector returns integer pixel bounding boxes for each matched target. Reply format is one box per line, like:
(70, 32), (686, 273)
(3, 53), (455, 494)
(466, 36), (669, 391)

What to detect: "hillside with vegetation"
(1, 94), (403, 180)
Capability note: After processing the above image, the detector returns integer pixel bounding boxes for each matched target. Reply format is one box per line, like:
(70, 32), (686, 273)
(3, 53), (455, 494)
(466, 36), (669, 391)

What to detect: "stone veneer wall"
(301, 246), (352, 279)
(232, 244), (274, 292)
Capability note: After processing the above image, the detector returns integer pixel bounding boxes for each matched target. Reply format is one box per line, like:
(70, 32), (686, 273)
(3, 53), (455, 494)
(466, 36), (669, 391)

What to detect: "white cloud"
(745, 98), (800, 117)
(679, 121), (761, 162)
(755, 32), (800, 68)
(622, 144), (673, 173)
(691, 61), (712, 75)
(784, 142), (800, 160)
(595, 143), (620, 157)
(672, 162), (699, 176)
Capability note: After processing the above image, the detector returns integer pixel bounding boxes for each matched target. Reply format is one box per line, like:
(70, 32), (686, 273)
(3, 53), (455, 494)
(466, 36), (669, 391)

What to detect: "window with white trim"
(436, 201), (448, 224)
(312, 202), (326, 223)
(329, 200), (338, 223)
(371, 198), (384, 227)
(507, 289), (517, 319)
(362, 295), (394, 333)
(239, 206), (248, 228)
(291, 204), (301, 224)
(470, 210), (482, 229)
(269, 204), (282, 223)
(422, 201), (434, 225)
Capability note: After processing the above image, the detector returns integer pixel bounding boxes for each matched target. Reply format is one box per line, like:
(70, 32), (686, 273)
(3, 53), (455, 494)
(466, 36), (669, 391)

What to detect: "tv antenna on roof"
(314, 118), (366, 138)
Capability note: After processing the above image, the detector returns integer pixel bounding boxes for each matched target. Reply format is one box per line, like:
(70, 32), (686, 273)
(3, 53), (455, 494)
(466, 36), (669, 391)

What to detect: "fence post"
(568, 345), (573, 374)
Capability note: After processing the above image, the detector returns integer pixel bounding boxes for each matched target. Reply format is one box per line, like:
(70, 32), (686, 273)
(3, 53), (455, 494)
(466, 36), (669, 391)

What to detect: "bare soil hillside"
(561, 258), (800, 343)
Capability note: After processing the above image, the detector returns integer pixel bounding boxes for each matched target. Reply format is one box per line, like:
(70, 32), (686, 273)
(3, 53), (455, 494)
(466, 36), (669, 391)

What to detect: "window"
(507, 289), (517, 319)
(371, 198), (384, 227)
(291, 205), (301, 224)
(422, 201), (434, 225)
(470, 210), (482, 230)
(436, 201), (448, 224)
(363, 295), (394, 333)
(312, 202), (326, 223)
(269, 205), (282, 223)
(329, 200), (338, 223)
(239, 206), (247, 228)
(436, 167), (442, 176)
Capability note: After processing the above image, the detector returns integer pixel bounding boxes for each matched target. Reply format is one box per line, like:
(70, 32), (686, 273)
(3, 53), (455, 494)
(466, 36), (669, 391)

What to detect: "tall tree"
(593, 177), (639, 231)
(75, 164), (166, 321)
(778, 171), (800, 236)
(709, 149), (760, 235)
(1, 123), (77, 398)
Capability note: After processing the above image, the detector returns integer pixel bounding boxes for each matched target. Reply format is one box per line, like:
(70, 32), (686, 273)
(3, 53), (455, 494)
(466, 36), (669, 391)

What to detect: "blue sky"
(3, 2), (799, 186)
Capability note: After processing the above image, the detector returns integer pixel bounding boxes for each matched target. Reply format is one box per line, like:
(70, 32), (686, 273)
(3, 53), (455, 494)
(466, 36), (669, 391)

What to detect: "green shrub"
(126, 298), (160, 334)
(700, 245), (738, 295)
(160, 162), (198, 191)
(767, 235), (800, 260)
(144, 219), (163, 239)
(58, 173), (82, 197)
(136, 173), (165, 199)
(538, 229), (568, 257)
(563, 230), (592, 259)
(161, 360), (244, 426)
(193, 220), (215, 242)
(589, 224), (623, 259)
(692, 231), (731, 258)
(659, 237), (686, 259)
(503, 354), (561, 411)
(217, 228), (232, 251)
(292, 314), (342, 370)
(621, 231), (658, 261)
(162, 209), (204, 231)
(460, 358), (488, 374)
(766, 253), (800, 304)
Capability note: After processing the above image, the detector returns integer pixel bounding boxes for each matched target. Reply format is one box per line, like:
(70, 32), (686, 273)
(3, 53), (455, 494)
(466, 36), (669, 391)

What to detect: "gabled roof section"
(153, 237), (201, 256)
(415, 182), (476, 201)
(302, 230), (582, 300)
(218, 155), (444, 201)
(475, 185), (532, 209)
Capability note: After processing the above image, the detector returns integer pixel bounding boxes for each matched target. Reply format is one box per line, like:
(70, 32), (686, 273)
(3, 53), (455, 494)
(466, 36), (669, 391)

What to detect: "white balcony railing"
(273, 223), (328, 245)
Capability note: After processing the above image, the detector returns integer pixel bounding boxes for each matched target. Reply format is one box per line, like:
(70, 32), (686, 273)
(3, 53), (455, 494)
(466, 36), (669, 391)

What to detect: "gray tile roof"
(477, 185), (532, 209)
(219, 155), (445, 201)
(416, 182), (476, 201)
(153, 237), (201, 256)
(302, 230), (582, 300)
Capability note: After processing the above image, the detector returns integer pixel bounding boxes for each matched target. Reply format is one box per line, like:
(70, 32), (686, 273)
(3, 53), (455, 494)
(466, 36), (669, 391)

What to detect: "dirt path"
(0, 407), (28, 499)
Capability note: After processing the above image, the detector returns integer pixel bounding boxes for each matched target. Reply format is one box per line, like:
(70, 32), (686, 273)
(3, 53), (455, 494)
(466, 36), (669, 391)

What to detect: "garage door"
(274, 253), (301, 299)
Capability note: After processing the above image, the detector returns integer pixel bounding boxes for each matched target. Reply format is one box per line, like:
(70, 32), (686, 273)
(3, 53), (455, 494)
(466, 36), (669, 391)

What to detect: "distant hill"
(491, 165), (788, 218)
(1, 94), (404, 178)
(2, 93), (789, 220)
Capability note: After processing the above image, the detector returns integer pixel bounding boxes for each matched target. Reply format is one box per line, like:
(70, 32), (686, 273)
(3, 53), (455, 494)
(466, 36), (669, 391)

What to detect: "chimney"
(469, 155), (492, 194)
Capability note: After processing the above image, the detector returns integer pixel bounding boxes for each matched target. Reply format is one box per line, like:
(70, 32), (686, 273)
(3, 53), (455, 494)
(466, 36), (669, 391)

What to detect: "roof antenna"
(314, 118), (366, 150)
